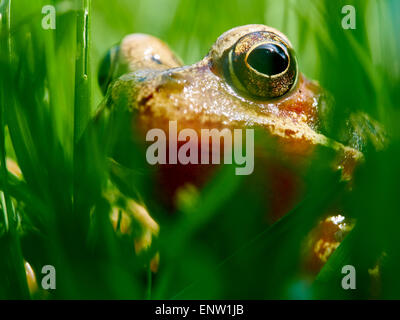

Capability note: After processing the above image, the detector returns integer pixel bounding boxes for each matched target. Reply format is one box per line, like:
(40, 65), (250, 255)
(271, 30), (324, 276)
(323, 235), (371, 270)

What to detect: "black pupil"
(246, 43), (288, 76)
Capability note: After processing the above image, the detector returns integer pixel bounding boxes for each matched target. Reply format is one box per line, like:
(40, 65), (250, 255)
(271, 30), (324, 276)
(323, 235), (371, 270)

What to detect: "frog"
(96, 24), (385, 276)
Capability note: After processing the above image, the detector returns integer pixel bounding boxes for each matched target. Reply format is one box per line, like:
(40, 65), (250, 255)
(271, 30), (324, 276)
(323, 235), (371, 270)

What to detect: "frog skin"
(97, 25), (368, 274)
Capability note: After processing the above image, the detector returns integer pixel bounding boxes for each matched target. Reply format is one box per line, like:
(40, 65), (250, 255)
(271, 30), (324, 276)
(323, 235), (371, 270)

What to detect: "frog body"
(98, 25), (375, 274)
(99, 25), (362, 218)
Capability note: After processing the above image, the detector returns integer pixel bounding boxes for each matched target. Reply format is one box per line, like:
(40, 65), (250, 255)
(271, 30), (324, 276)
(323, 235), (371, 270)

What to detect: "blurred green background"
(0, 0), (399, 299)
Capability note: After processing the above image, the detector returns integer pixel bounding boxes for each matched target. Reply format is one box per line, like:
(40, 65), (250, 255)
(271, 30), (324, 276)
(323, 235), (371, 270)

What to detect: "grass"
(0, 0), (399, 299)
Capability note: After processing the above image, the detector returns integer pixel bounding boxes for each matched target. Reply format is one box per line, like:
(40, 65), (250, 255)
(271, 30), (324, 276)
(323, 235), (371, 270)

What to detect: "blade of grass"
(0, 0), (29, 299)
(73, 0), (93, 238)
(74, 0), (91, 143)
(170, 169), (346, 299)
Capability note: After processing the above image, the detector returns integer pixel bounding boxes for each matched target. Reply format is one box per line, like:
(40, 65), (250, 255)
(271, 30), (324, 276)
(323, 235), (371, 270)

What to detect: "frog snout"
(98, 34), (183, 96)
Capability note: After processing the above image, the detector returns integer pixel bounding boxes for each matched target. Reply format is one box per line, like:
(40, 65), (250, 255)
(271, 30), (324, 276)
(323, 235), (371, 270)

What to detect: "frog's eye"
(98, 44), (120, 95)
(226, 31), (298, 99)
(246, 43), (288, 76)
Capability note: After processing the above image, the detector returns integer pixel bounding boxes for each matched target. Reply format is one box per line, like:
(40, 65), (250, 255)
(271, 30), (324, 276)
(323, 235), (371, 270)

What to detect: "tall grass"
(0, 0), (399, 299)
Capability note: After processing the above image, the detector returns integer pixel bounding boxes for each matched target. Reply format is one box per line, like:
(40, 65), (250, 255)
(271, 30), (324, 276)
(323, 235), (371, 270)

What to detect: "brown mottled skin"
(100, 25), (366, 273)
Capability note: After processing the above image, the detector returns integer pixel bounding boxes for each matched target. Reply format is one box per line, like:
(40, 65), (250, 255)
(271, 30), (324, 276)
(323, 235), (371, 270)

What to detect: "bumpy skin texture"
(102, 24), (363, 273)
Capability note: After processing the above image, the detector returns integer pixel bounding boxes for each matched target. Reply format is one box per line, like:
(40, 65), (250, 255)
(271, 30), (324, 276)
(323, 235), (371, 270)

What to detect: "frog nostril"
(246, 43), (288, 76)
(151, 55), (162, 65)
